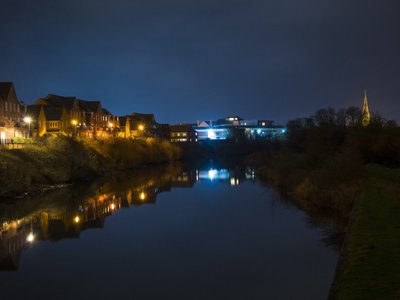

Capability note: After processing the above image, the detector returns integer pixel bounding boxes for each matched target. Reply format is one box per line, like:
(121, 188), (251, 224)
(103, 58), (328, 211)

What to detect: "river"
(0, 162), (338, 299)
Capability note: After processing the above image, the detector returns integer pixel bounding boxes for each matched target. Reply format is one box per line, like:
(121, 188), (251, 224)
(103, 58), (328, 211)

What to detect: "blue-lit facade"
(193, 116), (286, 141)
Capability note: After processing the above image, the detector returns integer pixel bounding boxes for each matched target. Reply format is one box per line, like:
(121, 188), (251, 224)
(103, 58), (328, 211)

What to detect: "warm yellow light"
(138, 124), (144, 131)
(27, 232), (35, 243)
(24, 116), (32, 124)
(74, 216), (80, 223)
(110, 203), (115, 210)
(71, 119), (78, 126)
(108, 122), (113, 128)
(139, 192), (146, 200)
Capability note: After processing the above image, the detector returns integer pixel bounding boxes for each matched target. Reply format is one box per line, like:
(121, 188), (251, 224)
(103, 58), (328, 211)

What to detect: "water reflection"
(0, 164), (256, 271)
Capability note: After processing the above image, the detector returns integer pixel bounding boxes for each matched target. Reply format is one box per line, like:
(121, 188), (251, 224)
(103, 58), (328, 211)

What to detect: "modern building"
(193, 116), (286, 141)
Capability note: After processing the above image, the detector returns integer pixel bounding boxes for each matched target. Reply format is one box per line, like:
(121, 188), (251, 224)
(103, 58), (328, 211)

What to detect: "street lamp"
(138, 124), (144, 138)
(23, 116), (32, 138)
(108, 122), (114, 139)
(71, 119), (78, 137)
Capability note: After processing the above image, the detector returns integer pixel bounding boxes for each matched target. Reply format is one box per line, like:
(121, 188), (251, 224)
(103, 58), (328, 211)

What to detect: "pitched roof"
(0, 82), (15, 101)
(43, 106), (64, 120)
(77, 99), (102, 113)
(27, 105), (43, 119)
(119, 116), (129, 127)
(170, 124), (194, 132)
(41, 94), (77, 110)
(102, 108), (113, 115)
(130, 112), (155, 123)
(0, 82), (12, 99)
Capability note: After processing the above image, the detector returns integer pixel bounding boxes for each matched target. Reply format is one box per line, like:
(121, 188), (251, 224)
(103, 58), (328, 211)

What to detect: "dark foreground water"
(0, 163), (338, 300)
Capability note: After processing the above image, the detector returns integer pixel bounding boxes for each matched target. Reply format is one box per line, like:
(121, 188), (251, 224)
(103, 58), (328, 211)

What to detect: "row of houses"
(1, 82), (285, 144)
(0, 82), (171, 142)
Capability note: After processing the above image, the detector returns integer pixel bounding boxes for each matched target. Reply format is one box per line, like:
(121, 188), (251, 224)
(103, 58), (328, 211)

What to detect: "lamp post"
(138, 124), (144, 138)
(108, 122), (114, 139)
(71, 119), (78, 138)
(23, 116), (32, 138)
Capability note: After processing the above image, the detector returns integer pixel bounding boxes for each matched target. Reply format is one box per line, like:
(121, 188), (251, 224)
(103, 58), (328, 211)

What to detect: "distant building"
(156, 123), (171, 140)
(129, 112), (157, 138)
(170, 124), (197, 142)
(32, 94), (116, 137)
(193, 116), (286, 141)
(362, 90), (371, 126)
(118, 116), (131, 138)
(0, 82), (26, 143)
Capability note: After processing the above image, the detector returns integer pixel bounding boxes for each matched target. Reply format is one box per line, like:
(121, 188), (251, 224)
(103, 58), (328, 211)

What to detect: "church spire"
(362, 89), (370, 126)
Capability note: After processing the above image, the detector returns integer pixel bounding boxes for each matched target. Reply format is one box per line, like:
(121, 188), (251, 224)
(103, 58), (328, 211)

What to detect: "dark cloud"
(1, 0), (399, 123)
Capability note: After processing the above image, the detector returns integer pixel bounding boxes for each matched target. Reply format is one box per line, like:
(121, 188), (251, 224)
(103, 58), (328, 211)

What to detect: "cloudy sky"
(1, 0), (399, 124)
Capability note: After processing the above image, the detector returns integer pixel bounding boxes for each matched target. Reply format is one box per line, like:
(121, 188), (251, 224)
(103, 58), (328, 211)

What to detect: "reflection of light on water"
(208, 169), (217, 180)
(27, 232), (35, 243)
(230, 178), (240, 186)
(200, 169), (230, 181)
(245, 168), (256, 180)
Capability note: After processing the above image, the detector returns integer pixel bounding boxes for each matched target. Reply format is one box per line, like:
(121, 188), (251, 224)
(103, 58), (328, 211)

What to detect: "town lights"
(138, 124), (144, 131)
(110, 203), (115, 210)
(108, 122), (113, 128)
(74, 216), (80, 223)
(71, 119), (78, 137)
(207, 129), (216, 140)
(27, 232), (35, 243)
(208, 169), (217, 180)
(139, 192), (146, 201)
(24, 116), (32, 138)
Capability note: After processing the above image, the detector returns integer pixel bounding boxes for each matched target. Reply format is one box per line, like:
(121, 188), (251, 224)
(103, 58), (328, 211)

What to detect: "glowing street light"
(74, 216), (80, 223)
(24, 116), (32, 138)
(139, 192), (146, 201)
(138, 124), (144, 138)
(108, 122), (115, 139)
(110, 203), (115, 210)
(27, 232), (35, 243)
(71, 119), (78, 137)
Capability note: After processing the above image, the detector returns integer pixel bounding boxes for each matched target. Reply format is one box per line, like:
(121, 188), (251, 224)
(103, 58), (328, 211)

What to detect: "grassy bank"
(334, 165), (400, 299)
(247, 149), (364, 230)
(0, 137), (181, 198)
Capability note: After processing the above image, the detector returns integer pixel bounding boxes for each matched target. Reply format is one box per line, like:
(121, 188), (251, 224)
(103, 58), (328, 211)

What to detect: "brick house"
(0, 82), (27, 143)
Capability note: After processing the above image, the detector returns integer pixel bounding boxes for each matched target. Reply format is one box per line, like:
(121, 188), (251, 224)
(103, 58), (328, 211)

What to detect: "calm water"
(0, 163), (338, 300)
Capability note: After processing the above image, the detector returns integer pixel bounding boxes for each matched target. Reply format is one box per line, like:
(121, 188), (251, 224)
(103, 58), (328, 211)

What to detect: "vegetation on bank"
(245, 106), (400, 298)
(246, 107), (399, 228)
(335, 165), (400, 300)
(0, 137), (181, 198)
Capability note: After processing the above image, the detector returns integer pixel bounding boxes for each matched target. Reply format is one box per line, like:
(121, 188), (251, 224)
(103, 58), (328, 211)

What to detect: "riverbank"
(331, 164), (400, 299)
(0, 137), (181, 198)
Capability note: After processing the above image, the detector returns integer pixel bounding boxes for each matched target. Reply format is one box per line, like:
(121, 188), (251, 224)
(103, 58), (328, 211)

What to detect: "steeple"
(362, 89), (370, 126)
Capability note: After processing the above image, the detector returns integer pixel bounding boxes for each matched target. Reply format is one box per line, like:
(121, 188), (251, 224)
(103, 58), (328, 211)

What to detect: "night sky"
(1, 0), (399, 124)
